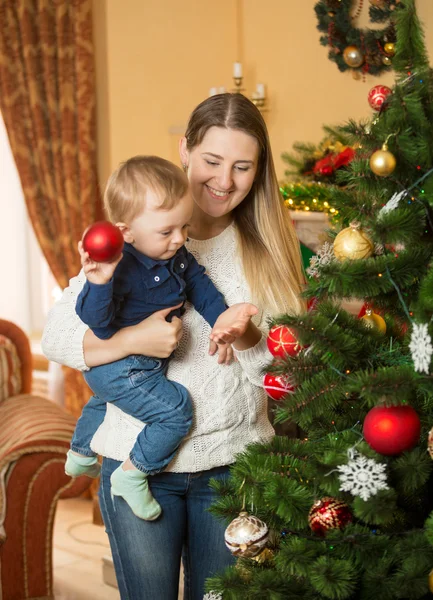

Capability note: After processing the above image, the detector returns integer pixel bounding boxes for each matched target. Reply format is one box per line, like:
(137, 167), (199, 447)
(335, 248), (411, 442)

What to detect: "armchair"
(0, 319), (91, 600)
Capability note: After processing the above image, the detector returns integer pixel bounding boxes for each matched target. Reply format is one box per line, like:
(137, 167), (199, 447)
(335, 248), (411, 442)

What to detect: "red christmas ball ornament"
(263, 373), (295, 401)
(267, 325), (301, 358)
(308, 497), (352, 537)
(363, 405), (421, 455)
(82, 221), (124, 263)
(367, 85), (392, 111)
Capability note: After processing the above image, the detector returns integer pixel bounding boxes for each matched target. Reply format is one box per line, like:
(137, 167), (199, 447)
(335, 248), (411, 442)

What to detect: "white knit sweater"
(42, 223), (275, 472)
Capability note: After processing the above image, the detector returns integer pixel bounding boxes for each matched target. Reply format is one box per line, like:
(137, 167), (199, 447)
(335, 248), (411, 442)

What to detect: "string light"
(280, 183), (339, 217)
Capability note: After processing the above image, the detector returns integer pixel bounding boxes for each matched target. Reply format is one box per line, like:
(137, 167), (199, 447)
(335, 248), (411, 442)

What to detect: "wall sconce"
(209, 62), (267, 112)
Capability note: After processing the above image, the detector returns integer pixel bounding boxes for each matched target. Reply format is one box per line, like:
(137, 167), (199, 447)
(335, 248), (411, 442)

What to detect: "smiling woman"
(42, 92), (305, 600)
(181, 128), (258, 223)
(180, 93), (305, 316)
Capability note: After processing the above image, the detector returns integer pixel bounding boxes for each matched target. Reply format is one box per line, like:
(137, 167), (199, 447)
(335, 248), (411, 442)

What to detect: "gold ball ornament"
(429, 568), (433, 593)
(384, 42), (396, 56)
(382, 55), (392, 66)
(224, 511), (269, 558)
(333, 222), (374, 261)
(361, 309), (387, 334)
(343, 46), (364, 68)
(370, 144), (397, 177)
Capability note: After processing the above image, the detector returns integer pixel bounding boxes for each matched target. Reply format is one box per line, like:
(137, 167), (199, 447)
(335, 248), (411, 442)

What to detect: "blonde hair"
(184, 94), (305, 316)
(104, 155), (189, 224)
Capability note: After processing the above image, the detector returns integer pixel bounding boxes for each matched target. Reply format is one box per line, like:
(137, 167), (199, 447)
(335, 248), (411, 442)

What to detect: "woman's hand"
(210, 303), (258, 345)
(122, 306), (183, 358)
(83, 304), (183, 366)
(78, 241), (122, 285)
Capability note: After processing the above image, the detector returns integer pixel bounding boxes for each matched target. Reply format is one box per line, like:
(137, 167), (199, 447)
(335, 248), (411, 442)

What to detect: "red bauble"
(363, 405), (421, 455)
(263, 373), (295, 401)
(82, 221), (124, 263)
(308, 497), (352, 536)
(267, 325), (301, 358)
(367, 85), (392, 111)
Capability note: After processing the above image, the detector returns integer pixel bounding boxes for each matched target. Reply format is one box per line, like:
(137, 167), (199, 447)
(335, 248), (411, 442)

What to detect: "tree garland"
(315, 0), (399, 78)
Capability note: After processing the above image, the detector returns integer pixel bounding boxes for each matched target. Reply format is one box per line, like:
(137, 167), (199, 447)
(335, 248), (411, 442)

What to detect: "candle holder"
(209, 63), (268, 113)
(231, 77), (244, 93)
(230, 75), (267, 112)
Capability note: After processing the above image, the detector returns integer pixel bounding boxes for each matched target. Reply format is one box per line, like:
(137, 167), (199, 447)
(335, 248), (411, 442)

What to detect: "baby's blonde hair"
(104, 155), (189, 224)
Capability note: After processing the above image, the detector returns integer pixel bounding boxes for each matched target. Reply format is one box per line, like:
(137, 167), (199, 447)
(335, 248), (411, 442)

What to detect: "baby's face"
(128, 190), (193, 260)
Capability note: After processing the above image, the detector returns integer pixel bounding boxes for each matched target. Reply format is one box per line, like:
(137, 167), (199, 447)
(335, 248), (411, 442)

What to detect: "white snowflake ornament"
(409, 322), (433, 374)
(378, 190), (407, 217)
(337, 450), (388, 501)
(307, 242), (335, 277)
(203, 593), (222, 600)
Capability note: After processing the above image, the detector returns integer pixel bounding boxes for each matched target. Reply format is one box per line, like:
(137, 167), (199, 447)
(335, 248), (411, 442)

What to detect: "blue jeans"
(71, 355), (193, 474)
(99, 458), (235, 600)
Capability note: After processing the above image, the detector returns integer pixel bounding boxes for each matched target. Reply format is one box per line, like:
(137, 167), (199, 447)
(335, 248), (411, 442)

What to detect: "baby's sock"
(110, 465), (161, 521)
(65, 450), (101, 478)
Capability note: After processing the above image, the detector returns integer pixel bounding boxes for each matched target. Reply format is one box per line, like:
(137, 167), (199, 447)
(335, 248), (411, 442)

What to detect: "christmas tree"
(206, 1), (433, 598)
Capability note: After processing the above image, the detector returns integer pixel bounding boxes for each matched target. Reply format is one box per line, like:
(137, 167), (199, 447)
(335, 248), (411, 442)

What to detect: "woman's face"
(181, 126), (259, 220)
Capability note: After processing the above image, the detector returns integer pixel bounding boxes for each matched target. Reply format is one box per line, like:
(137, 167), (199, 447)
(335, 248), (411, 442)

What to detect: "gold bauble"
(370, 144), (397, 177)
(429, 568), (433, 593)
(382, 55), (392, 66)
(333, 222), (374, 261)
(343, 46), (364, 68)
(384, 42), (396, 56)
(361, 310), (387, 334)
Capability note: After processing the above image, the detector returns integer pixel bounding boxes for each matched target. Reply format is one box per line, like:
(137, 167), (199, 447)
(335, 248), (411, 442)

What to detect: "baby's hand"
(78, 241), (122, 285)
(210, 303), (258, 345)
(208, 340), (235, 365)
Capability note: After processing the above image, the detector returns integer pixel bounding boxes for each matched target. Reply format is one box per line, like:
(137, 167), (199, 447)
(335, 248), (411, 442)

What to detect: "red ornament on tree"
(308, 497), (352, 536)
(363, 405), (421, 455)
(267, 325), (301, 358)
(333, 147), (356, 169)
(313, 154), (335, 177)
(263, 373), (295, 401)
(367, 85), (392, 111)
(82, 221), (124, 263)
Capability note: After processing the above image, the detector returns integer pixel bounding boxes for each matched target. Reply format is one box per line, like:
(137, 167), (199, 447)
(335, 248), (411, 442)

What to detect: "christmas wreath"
(315, 0), (399, 78)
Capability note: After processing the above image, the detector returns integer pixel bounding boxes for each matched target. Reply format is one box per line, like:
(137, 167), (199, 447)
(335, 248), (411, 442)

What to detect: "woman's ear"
(179, 137), (189, 170)
(116, 222), (134, 244)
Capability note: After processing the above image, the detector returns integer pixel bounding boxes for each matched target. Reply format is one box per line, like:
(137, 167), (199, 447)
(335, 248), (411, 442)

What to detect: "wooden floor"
(53, 498), (120, 600)
(53, 497), (184, 599)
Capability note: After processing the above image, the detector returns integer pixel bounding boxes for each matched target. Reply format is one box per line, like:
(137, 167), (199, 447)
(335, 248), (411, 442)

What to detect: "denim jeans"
(71, 355), (192, 474)
(99, 458), (235, 600)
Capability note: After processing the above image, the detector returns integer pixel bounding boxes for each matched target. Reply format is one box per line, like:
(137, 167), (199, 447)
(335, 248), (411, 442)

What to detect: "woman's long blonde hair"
(184, 93), (305, 316)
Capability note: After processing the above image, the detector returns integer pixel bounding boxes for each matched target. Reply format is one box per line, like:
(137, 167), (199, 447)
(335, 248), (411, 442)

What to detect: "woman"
(42, 93), (305, 600)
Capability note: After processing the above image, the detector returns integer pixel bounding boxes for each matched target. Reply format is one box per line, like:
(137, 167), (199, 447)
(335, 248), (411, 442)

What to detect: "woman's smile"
(205, 184), (233, 200)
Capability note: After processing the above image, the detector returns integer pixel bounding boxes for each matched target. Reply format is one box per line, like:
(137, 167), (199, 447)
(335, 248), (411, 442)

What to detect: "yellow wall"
(92, 0), (433, 186)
